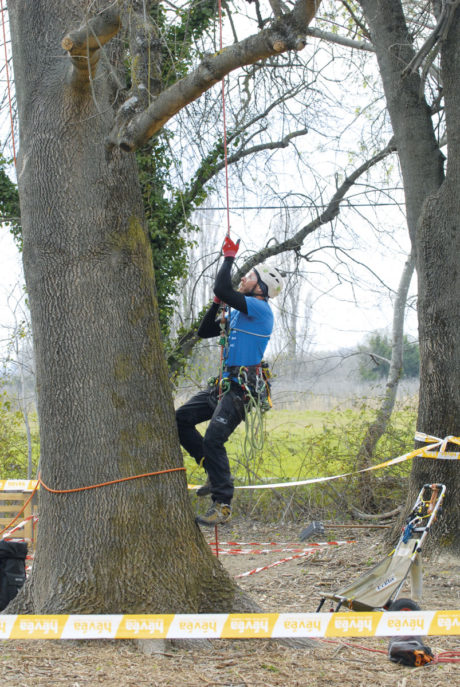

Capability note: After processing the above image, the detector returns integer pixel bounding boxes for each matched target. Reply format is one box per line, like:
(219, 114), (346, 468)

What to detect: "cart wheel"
(389, 598), (421, 611)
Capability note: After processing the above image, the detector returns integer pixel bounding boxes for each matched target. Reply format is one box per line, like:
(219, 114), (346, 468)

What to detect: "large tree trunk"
(358, 0), (444, 244)
(7, 0), (245, 614)
(359, 0), (459, 552)
(413, 7), (460, 552)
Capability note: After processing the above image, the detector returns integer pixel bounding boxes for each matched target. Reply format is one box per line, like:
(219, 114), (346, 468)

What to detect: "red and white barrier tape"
(210, 540), (355, 556)
(235, 549), (320, 578)
(215, 547), (324, 555)
(233, 540), (354, 578)
(1, 515), (38, 540)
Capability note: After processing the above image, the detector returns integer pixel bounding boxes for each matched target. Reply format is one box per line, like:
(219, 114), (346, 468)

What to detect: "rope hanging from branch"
(218, 0), (231, 237)
(1, 0), (16, 166)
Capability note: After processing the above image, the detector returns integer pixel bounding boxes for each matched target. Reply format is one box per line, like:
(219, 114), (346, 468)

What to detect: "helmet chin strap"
(248, 286), (267, 300)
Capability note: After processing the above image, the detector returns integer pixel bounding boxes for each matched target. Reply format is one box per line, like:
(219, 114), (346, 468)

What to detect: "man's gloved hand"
(222, 235), (240, 258)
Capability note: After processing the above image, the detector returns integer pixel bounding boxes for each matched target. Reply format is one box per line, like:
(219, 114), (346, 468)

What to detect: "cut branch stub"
(61, 8), (121, 85)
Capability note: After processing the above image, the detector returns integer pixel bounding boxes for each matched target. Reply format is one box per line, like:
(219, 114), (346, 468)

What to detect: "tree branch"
(168, 138), (396, 374)
(232, 138), (396, 275)
(110, 0), (322, 151)
(401, 0), (460, 78)
(306, 26), (373, 52)
(339, 0), (371, 40)
(187, 127), (308, 205)
(61, 8), (121, 86)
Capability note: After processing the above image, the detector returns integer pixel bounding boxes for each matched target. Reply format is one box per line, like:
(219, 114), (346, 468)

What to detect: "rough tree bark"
(413, 7), (460, 551)
(358, 0), (460, 551)
(4, 0), (234, 614)
(6, 0), (322, 613)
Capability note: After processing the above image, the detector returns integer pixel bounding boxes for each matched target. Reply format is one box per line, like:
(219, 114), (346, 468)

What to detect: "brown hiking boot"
(196, 502), (232, 526)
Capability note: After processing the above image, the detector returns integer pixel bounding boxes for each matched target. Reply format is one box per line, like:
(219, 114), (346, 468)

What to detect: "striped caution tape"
(215, 547), (333, 555)
(415, 432), (460, 458)
(0, 479), (38, 492)
(1, 515), (38, 540)
(210, 540), (355, 555)
(235, 549), (319, 577)
(192, 434), (460, 492)
(0, 610), (458, 639)
(210, 541), (296, 546)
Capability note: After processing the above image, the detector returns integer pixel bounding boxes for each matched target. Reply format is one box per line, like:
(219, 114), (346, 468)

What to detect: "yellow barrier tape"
(0, 611), (458, 639)
(227, 435), (460, 491)
(2, 435), (459, 493)
(0, 479), (38, 492)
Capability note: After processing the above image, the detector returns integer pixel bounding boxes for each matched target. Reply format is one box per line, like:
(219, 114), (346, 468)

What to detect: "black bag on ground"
(0, 540), (28, 611)
(388, 635), (434, 667)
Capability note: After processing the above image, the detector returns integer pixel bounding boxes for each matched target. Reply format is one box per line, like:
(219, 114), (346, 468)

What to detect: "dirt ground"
(0, 521), (459, 687)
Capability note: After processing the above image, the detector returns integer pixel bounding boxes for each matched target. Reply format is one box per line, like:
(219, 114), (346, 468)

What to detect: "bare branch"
(233, 138), (396, 274)
(401, 0), (460, 78)
(306, 26), (373, 52)
(168, 138), (397, 373)
(340, 0), (371, 40)
(188, 128), (308, 203)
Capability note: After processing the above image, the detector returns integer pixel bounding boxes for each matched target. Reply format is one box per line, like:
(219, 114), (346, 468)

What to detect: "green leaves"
(0, 155), (21, 249)
(137, 134), (200, 341)
(0, 388), (39, 478)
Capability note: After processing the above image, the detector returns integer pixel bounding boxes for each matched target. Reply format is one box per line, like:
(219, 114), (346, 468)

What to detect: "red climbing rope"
(217, 0), (231, 236)
(1, 0), (16, 166)
(38, 467), (186, 494)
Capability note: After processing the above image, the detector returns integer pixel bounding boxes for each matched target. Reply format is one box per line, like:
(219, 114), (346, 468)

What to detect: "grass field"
(185, 401), (418, 519)
(1, 394), (418, 520)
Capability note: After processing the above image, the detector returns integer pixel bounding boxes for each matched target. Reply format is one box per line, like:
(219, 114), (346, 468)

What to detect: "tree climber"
(175, 236), (284, 525)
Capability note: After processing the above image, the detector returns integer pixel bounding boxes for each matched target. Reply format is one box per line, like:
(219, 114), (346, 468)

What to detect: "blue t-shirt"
(224, 297), (273, 368)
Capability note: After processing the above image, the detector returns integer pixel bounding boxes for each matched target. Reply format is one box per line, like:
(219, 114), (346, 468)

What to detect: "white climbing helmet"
(254, 264), (284, 298)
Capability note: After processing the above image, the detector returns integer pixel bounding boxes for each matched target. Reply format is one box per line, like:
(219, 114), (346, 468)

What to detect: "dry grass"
(1, 521), (459, 686)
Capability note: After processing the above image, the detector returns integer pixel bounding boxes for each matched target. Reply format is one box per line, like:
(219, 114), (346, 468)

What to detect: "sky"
(0, 3), (420, 361)
(193, 202), (419, 356)
(0, 218), (418, 362)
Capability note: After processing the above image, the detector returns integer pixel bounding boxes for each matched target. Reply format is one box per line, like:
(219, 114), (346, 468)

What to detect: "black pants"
(176, 384), (247, 504)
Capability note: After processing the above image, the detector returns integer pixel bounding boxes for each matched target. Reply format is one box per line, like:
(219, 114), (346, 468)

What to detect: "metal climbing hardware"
(207, 375), (230, 397)
(223, 361), (274, 465)
(218, 306), (229, 348)
(258, 361), (273, 413)
(219, 377), (231, 395)
(223, 361), (273, 412)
